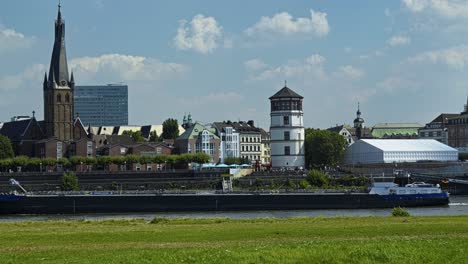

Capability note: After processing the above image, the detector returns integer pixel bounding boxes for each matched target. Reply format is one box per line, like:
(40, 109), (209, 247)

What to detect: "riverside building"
(269, 85), (305, 169)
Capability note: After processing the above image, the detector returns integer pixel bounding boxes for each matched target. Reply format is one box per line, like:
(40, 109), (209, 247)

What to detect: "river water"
(1, 196), (468, 222)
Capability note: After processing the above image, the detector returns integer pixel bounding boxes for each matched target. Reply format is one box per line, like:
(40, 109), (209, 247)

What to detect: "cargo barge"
(0, 178), (449, 214)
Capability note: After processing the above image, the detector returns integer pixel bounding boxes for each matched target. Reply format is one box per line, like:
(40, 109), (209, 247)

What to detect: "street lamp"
(80, 161), (83, 172)
(39, 162), (42, 173)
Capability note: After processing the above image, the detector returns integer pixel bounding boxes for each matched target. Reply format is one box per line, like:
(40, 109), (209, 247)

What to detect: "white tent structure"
(344, 139), (458, 165)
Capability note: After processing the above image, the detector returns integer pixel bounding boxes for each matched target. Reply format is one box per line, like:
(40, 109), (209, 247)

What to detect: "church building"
(0, 4), (94, 159)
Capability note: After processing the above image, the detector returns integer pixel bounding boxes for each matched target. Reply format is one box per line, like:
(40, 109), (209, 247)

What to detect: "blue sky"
(1, 0), (467, 129)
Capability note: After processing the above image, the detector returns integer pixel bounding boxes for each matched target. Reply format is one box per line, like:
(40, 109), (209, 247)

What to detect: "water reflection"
(1, 196), (467, 223)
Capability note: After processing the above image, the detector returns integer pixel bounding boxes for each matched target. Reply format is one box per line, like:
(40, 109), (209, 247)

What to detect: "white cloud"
(359, 50), (385, 60)
(245, 9), (329, 37)
(0, 26), (34, 54)
(246, 54), (327, 81)
(407, 45), (468, 69)
(0, 64), (46, 92)
(174, 14), (223, 54)
(402, 0), (468, 19)
(337, 65), (365, 80)
(244, 59), (268, 71)
(70, 54), (190, 82)
(376, 77), (422, 93)
(0, 54), (189, 93)
(388, 35), (411, 46)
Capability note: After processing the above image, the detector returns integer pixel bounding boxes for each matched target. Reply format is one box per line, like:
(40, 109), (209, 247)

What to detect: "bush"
(392, 207), (410, 217)
(299, 179), (310, 189)
(61, 172), (79, 191)
(307, 170), (329, 187)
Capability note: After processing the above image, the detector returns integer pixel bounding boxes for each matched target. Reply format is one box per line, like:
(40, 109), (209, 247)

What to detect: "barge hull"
(0, 193), (449, 214)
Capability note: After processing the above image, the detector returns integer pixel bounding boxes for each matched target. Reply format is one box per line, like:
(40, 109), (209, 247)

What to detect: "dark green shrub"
(307, 170), (329, 187)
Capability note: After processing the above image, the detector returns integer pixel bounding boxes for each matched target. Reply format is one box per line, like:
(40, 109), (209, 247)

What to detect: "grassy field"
(0, 216), (467, 263)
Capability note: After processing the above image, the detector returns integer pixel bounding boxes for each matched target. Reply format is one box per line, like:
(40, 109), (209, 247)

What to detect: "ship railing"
(24, 188), (367, 196)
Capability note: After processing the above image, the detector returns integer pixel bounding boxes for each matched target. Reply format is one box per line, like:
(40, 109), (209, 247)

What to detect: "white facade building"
(269, 86), (305, 168)
(212, 124), (240, 163)
(344, 139), (458, 165)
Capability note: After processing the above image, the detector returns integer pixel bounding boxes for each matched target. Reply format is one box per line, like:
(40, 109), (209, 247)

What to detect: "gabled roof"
(177, 122), (219, 140)
(269, 86), (303, 99)
(430, 113), (459, 124)
(0, 118), (44, 141)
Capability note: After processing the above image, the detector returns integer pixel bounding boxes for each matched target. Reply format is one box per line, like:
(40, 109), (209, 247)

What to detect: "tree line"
(0, 153), (211, 172)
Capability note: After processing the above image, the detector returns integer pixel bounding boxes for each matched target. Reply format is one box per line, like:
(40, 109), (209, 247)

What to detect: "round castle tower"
(269, 84), (305, 168)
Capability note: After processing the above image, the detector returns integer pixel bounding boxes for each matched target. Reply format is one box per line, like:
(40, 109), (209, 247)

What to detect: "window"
(156, 147), (162, 154)
(87, 141), (93, 157)
(57, 94), (62, 103)
(284, 146), (290, 156)
(56, 142), (63, 159)
(120, 148), (126, 155)
(65, 93), (70, 103)
(284, 131), (290, 140)
(283, 116), (290, 125)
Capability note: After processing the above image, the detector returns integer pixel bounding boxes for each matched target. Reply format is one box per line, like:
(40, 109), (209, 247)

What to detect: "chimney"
(247, 120), (254, 127)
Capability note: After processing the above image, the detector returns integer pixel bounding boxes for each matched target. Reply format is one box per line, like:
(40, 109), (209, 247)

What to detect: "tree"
(0, 158), (12, 172)
(149, 131), (159, 142)
(224, 157), (241, 165)
(122, 130), (145, 143)
(69, 156), (86, 166)
(161, 118), (179, 140)
(124, 154), (140, 167)
(0, 135), (14, 160)
(12, 156), (29, 169)
(97, 156), (113, 171)
(61, 172), (79, 191)
(193, 153), (210, 164)
(57, 158), (70, 168)
(27, 158), (42, 171)
(304, 129), (347, 169)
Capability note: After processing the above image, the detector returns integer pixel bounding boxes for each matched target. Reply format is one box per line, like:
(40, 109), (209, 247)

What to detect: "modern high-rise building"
(269, 85), (305, 169)
(74, 84), (128, 126)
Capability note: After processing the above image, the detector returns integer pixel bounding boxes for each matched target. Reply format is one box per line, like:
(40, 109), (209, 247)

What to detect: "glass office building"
(74, 84), (128, 126)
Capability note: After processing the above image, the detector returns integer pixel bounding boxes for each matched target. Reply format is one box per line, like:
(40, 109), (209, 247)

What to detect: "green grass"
(0, 216), (467, 263)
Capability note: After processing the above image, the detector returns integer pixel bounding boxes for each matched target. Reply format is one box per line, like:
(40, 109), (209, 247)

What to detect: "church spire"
(57, 0), (62, 23)
(48, 0), (69, 88)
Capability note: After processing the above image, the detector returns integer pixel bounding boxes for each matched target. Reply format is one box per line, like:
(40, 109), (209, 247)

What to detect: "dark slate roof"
(37, 120), (45, 133)
(48, 5), (70, 87)
(0, 119), (40, 141)
(430, 113), (459, 124)
(104, 135), (134, 145)
(212, 121), (261, 134)
(327, 125), (345, 133)
(269, 86), (303, 99)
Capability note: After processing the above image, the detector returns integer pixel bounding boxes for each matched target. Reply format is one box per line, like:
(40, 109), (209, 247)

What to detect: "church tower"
(353, 103), (364, 140)
(43, 3), (74, 141)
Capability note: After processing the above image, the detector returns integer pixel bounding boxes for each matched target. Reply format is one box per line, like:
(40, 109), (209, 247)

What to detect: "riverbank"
(0, 215), (467, 263)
